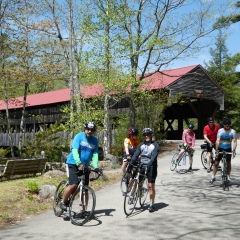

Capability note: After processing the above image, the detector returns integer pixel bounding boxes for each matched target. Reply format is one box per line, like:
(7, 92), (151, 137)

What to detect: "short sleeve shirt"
(203, 124), (220, 142)
(217, 128), (237, 150)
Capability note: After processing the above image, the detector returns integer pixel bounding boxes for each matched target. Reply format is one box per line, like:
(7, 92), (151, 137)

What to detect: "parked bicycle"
(170, 144), (194, 173)
(200, 142), (215, 170)
(124, 164), (149, 216)
(53, 167), (102, 226)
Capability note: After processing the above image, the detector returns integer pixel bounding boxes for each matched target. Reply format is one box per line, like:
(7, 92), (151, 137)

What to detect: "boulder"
(39, 185), (56, 199)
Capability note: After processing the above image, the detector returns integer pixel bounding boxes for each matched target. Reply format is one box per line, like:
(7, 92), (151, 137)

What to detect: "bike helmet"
(128, 128), (139, 135)
(84, 121), (96, 131)
(207, 117), (214, 122)
(222, 118), (231, 125)
(142, 128), (153, 135)
(188, 124), (194, 129)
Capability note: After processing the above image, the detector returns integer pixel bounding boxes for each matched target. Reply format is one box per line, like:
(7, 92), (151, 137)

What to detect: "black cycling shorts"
(68, 164), (90, 185)
(215, 148), (232, 162)
(140, 164), (157, 183)
(206, 143), (216, 152)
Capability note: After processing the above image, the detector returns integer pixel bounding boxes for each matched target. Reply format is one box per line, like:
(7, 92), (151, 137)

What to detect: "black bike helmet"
(222, 118), (231, 125)
(207, 117), (214, 122)
(142, 128), (153, 135)
(128, 128), (138, 135)
(188, 124), (194, 129)
(84, 121), (96, 131)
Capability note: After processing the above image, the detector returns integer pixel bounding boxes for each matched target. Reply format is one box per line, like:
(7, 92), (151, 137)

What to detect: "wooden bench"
(0, 158), (47, 180)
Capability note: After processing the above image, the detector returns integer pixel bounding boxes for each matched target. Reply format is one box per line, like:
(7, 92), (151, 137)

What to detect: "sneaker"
(207, 168), (211, 173)
(60, 202), (67, 211)
(209, 177), (216, 184)
(187, 167), (193, 172)
(227, 176), (231, 182)
(148, 204), (155, 213)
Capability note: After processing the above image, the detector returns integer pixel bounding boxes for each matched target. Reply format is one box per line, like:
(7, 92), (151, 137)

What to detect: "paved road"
(1, 140), (240, 240)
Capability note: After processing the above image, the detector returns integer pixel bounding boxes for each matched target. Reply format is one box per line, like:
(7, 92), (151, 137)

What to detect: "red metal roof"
(0, 65), (198, 110)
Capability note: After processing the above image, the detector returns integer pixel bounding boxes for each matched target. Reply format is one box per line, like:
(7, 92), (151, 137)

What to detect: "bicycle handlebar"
(75, 167), (103, 181)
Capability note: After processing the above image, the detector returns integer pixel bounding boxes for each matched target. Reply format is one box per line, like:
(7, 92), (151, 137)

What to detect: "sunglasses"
(86, 128), (95, 132)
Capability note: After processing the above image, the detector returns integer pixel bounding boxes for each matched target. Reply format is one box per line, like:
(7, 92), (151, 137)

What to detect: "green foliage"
(0, 148), (10, 158)
(60, 98), (105, 135)
(205, 30), (240, 131)
(110, 115), (129, 157)
(24, 123), (69, 162)
(27, 181), (39, 194)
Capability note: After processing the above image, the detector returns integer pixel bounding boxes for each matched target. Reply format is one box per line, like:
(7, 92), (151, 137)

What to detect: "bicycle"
(120, 159), (139, 196)
(124, 164), (149, 216)
(53, 167), (102, 226)
(219, 151), (232, 191)
(200, 143), (215, 170)
(170, 145), (193, 173)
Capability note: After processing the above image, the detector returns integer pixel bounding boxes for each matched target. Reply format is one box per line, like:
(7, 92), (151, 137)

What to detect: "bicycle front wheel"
(124, 179), (138, 216)
(120, 172), (131, 195)
(139, 178), (149, 207)
(201, 150), (208, 169)
(222, 160), (229, 191)
(170, 153), (178, 171)
(53, 180), (68, 217)
(69, 185), (96, 226)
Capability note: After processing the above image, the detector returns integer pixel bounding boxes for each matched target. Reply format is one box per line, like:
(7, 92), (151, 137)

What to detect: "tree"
(109, 0), (237, 128)
(205, 29), (240, 130)
(214, 1), (240, 27)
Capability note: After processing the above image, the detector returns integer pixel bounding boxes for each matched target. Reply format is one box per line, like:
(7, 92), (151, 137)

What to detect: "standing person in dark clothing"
(129, 128), (159, 213)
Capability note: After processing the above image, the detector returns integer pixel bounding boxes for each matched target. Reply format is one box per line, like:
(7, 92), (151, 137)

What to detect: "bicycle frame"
(218, 151), (232, 191)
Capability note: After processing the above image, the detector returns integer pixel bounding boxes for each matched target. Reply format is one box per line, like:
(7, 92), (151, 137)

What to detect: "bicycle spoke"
(124, 179), (138, 216)
(170, 153), (178, 171)
(53, 180), (68, 217)
(69, 186), (96, 226)
(120, 172), (130, 195)
(139, 178), (149, 207)
(201, 150), (208, 169)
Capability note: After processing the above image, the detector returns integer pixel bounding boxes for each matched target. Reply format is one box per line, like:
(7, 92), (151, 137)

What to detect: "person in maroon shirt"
(203, 117), (220, 173)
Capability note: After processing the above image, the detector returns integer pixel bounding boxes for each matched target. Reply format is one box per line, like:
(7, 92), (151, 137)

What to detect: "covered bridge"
(0, 64), (225, 145)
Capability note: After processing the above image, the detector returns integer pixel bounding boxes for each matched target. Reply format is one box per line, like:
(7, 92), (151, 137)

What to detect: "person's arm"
(124, 138), (131, 159)
(91, 153), (99, 168)
(232, 131), (237, 158)
(72, 148), (81, 166)
(215, 136), (220, 156)
(191, 134), (196, 148)
(129, 143), (142, 165)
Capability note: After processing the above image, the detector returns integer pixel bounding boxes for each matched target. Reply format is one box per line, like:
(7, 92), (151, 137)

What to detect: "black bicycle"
(53, 167), (102, 226)
(120, 160), (139, 196)
(200, 143), (215, 170)
(219, 151), (232, 191)
(124, 164), (149, 216)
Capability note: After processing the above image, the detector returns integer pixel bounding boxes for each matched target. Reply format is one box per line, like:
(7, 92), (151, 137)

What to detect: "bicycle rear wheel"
(53, 180), (68, 217)
(170, 153), (178, 171)
(124, 179), (138, 216)
(120, 172), (131, 195)
(201, 150), (208, 169)
(139, 178), (149, 207)
(69, 185), (96, 226)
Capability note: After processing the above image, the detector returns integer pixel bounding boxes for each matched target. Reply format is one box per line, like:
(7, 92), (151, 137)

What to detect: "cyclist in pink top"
(176, 124), (196, 172)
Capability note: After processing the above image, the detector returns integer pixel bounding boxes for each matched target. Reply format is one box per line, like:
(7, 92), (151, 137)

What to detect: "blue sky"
(168, 21), (240, 71)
